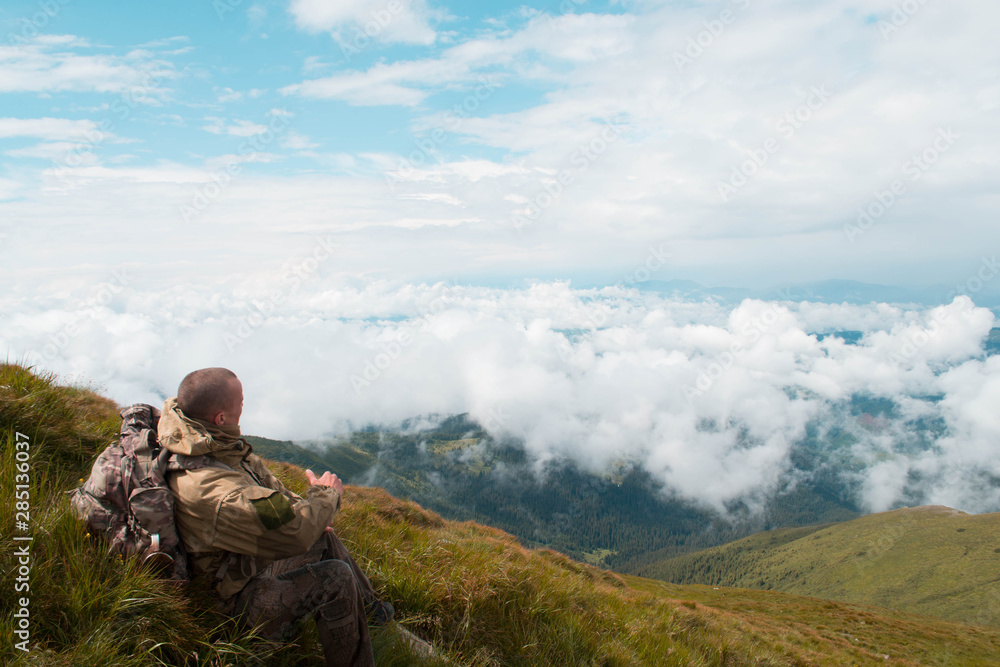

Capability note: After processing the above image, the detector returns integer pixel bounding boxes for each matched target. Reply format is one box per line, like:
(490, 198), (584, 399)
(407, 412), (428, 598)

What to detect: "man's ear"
(213, 412), (226, 426)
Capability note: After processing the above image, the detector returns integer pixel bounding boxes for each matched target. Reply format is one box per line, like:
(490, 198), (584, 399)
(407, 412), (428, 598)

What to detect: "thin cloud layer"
(0, 38), (175, 94)
(283, 13), (635, 105)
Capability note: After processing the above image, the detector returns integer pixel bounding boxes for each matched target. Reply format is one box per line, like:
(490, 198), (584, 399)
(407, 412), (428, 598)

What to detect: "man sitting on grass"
(160, 367), (393, 666)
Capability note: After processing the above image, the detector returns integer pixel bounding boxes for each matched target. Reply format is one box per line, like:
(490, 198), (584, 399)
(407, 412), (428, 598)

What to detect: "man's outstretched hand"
(306, 469), (344, 497)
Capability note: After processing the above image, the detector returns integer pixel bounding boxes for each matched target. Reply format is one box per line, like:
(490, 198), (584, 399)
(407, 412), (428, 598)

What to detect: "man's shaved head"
(177, 367), (241, 423)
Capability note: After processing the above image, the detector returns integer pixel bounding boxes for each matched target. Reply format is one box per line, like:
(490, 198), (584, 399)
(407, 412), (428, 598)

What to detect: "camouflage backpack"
(69, 403), (226, 581)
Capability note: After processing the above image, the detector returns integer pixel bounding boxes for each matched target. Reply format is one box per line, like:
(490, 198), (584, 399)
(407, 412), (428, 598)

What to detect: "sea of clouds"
(3, 278), (997, 515)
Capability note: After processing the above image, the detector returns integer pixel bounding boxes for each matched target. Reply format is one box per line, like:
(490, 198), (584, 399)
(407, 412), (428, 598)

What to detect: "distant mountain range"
(631, 278), (1000, 309)
(247, 411), (865, 571)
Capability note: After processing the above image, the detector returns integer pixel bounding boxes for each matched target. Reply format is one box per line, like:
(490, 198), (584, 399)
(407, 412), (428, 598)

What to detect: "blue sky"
(1, 0), (604, 168)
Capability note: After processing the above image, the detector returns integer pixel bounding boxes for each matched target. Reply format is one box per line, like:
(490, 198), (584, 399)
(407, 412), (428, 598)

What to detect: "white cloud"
(247, 3), (268, 25)
(3, 278), (996, 513)
(201, 117), (269, 137)
(302, 55), (329, 73)
(0, 37), (175, 94)
(215, 87), (243, 103)
(272, 0), (1000, 286)
(138, 36), (190, 49)
(39, 163), (209, 186)
(5, 141), (99, 164)
(288, 0), (437, 46)
(397, 192), (464, 206)
(205, 152), (283, 169)
(227, 120), (269, 137)
(0, 117), (104, 141)
(0, 178), (23, 201)
(283, 13), (633, 106)
(0, 117), (116, 166)
(2, 3), (993, 293)
(282, 68), (431, 106)
(281, 131), (319, 150)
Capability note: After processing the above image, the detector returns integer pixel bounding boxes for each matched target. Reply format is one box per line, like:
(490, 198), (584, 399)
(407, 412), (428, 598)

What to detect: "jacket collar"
(158, 397), (252, 461)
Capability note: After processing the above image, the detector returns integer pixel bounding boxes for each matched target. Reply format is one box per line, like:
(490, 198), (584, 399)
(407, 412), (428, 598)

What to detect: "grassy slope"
(639, 507), (1000, 627)
(2, 363), (1000, 666)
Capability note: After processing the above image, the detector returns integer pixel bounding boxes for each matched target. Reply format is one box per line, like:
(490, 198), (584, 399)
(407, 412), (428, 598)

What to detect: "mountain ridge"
(635, 504), (1000, 627)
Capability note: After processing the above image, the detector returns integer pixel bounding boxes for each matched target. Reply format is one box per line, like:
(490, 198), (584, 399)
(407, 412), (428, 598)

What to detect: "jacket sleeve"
(198, 467), (341, 560)
(250, 456), (304, 502)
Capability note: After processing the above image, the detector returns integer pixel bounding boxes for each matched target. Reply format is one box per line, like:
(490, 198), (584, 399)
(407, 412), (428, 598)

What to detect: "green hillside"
(244, 434), (335, 473)
(639, 506), (1000, 627)
(5, 363), (1000, 666)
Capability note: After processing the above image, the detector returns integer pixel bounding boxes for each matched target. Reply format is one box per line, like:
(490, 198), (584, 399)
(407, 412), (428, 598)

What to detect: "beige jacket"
(159, 398), (340, 599)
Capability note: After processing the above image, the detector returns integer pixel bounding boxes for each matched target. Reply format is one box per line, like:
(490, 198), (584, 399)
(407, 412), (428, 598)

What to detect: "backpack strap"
(215, 555), (231, 584)
(214, 552), (257, 586)
(118, 404), (162, 482)
(132, 429), (159, 480)
(167, 454), (236, 473)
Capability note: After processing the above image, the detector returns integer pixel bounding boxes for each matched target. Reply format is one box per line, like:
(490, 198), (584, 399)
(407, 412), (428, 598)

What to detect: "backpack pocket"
(128, 486), (177, 539)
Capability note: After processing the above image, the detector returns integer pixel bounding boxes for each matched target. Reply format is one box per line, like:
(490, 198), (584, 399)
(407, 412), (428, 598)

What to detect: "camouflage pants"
(231, 532), (376, 667)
